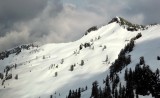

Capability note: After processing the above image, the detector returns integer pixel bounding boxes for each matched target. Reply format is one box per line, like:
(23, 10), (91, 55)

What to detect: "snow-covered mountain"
(0, 17), (160, 98)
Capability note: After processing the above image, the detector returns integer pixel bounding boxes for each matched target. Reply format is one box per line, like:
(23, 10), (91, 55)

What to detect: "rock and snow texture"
(0, 17), (159, 98)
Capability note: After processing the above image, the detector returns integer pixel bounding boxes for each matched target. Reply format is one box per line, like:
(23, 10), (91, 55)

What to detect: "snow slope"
(0, 17), (160, 98)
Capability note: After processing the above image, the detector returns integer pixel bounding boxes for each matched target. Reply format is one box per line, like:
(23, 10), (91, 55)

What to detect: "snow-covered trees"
(67, 88), (81, 98)
(79, 44), (83, 50)
(124, 62), (160, 97)
(55, 72), (58, 77)
(85, 26), (98, 35)
(0, 44), (37, 60)
(5, 74), (12, 80)
(80, 60), (84, 66)
(0, 73), (3, 80)
(70, 65), (74, 71)
(15, 74), (18, 80)
(61, 59), (64, 64)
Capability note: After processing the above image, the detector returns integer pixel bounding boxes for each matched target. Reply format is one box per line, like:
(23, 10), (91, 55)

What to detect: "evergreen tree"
(105, 55), (108, 62)
(139, 56), (145, 65)
(91, 81), (99, 98)
(122, 86), (126, 98)
(136, 94), (139, 98)
(15, 74), (18, 79)
(55, 72), (58, 77)
(114, 88), (118, 98)
(85, 86), (88, 90)
(155, 68), (159, 77)
(105, 75), (109, 86)
(98, 87), (103, 98)
(124, 68), (128, 81)
(119, 83), (122, 98)
(70, 65), (74, 71)
(79, 44), (83, 50)
(61, 59), (64, 64)
(80, 60), (84, 66)
(68, 90), (72, 98)
(78, 88), (81, 98)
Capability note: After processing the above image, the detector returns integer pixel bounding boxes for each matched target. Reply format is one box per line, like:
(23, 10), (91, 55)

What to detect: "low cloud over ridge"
(0, 0), (160, 52)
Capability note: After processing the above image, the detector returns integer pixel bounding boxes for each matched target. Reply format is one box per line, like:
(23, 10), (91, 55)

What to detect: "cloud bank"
(0, 0), (160, 52)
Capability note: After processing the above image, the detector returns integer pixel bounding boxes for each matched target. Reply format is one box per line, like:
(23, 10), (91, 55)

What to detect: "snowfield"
(0, 18), (159, 98)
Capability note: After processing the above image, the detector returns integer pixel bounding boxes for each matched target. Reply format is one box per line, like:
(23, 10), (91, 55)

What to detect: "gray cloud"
(28, 3), (105, 43)
(0, 0), (47, 35)
(82, 0), (160, 24)
(0, 0), (160, 52)
(124, 0), (160, 24)
(0, 0), (105, 51)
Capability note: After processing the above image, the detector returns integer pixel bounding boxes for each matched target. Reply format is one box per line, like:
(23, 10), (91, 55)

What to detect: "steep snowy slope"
(0, 17), (159, 98)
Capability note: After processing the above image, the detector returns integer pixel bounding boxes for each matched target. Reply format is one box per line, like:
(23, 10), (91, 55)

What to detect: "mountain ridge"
(0, 17), (160, 98)
(0, 16), (153, 54)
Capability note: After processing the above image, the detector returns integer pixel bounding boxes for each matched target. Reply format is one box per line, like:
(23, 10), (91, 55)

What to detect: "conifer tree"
(91, 81), (99, 98)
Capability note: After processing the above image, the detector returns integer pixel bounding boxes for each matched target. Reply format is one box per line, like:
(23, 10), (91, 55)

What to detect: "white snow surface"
(0, 22), (159, 98)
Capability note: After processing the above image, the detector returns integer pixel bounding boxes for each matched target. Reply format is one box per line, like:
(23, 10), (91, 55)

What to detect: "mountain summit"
(109, 16), (146, 31)
(0, 17), (160, 98)
(84, 16), (145, 36)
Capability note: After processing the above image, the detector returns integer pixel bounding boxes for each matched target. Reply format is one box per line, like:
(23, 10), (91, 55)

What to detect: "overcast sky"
(0, 0), (159, 52)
